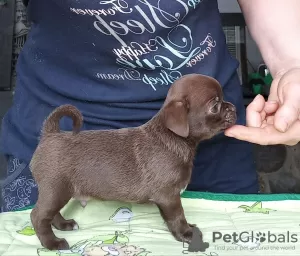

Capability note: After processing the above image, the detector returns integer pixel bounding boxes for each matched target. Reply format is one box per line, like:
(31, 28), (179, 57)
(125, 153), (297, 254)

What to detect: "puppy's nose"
(226, 105), (236, 112)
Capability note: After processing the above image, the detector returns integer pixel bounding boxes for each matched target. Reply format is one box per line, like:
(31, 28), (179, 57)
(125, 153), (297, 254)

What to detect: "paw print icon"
(256, 232), (266, 243)
(186, 227), (210, 253)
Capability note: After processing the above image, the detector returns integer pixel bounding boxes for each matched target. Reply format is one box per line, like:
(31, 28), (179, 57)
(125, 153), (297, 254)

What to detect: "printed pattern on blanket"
(1, 195), (300, 256)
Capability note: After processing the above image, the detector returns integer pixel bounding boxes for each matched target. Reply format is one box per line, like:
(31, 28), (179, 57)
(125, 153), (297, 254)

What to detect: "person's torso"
(1, 0), (240, 162)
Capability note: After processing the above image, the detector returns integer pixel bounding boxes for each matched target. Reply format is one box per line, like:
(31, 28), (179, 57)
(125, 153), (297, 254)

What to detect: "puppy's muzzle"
(222, 102), (237, 129)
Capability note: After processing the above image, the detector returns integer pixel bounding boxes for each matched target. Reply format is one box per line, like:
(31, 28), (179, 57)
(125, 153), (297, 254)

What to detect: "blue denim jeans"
(1, 156), (38, 212)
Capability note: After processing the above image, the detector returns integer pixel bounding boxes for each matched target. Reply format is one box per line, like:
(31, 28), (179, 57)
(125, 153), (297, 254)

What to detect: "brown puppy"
(30, 74), (237, 250)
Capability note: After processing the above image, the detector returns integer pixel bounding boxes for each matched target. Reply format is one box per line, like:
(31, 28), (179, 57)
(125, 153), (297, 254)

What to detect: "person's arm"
(224, 1), (300, 144)
(237, 0), (300, 77)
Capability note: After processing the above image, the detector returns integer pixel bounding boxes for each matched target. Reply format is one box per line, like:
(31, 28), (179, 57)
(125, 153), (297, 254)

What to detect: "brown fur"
(30, 74), (237, 250)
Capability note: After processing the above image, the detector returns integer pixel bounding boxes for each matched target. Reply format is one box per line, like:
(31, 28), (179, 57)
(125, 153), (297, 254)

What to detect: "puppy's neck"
(143, 114), (197, 163)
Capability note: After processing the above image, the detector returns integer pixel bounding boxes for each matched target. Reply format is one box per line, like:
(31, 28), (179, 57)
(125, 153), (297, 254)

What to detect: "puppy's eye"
(210, 103), (219, 114)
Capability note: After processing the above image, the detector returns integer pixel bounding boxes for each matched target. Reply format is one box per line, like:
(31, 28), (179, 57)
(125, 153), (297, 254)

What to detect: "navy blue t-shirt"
(0, 0), (258, 193)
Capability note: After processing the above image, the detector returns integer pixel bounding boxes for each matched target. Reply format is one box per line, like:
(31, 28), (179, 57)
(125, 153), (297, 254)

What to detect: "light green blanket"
(1, 192), (300, 256)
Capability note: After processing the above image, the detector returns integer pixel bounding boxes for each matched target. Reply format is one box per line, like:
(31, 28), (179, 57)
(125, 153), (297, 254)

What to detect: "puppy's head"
(162, 74), (237, 140)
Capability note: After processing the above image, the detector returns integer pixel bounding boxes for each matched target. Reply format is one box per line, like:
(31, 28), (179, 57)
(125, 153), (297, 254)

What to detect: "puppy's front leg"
(155, 195), (195, 243)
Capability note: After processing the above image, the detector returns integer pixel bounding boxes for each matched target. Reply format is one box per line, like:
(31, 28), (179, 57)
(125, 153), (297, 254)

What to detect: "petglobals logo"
(212, 231), (298, 244)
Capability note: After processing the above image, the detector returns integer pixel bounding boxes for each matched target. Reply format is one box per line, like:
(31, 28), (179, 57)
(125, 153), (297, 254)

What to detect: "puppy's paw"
(43, 238), (70, 250)
(188, 223), (197, 228)
(52, 219), (79, 231)
(56, 238), (70, 250)
(181, 227), (194, 243)
(61, 219), (79, 231)
(173, 226), (193, 244)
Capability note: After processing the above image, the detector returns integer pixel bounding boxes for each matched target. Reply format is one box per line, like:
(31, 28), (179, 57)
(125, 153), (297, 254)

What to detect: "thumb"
(224, 125), (271, 145)
(274, 90), (300, 132)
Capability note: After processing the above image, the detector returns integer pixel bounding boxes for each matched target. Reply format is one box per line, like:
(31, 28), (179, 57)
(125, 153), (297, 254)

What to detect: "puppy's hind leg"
(155, 195), (195, 244)
(30, 183), (72, 250)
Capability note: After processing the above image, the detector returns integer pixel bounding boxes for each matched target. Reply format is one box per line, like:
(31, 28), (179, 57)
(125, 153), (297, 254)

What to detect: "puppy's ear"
(163, 100), (189, 137)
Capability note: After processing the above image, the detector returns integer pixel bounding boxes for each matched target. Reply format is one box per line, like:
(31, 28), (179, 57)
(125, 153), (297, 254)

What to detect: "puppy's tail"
(42, 104), (83, 135)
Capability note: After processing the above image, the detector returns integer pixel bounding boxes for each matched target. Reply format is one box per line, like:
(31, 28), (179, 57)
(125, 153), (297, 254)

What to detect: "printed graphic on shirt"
(12, 0), (31, 89)
(69, 0), (217, 91)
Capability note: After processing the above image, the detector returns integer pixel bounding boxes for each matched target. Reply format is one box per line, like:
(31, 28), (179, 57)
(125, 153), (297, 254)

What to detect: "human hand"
(224, 68), (300, 145)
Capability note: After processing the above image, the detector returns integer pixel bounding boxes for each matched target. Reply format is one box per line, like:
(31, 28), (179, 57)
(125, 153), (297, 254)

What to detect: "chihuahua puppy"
(30, 74), (236, 250)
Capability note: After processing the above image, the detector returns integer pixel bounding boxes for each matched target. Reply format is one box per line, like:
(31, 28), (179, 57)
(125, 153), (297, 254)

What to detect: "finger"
(261, 120), (268, 129)
(266, 115), (274, 125)
(225, 125), (279, 145)
(274, 88), (300, 132)
(246, 94), (265, 127)
(264, 101), (279, 114)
